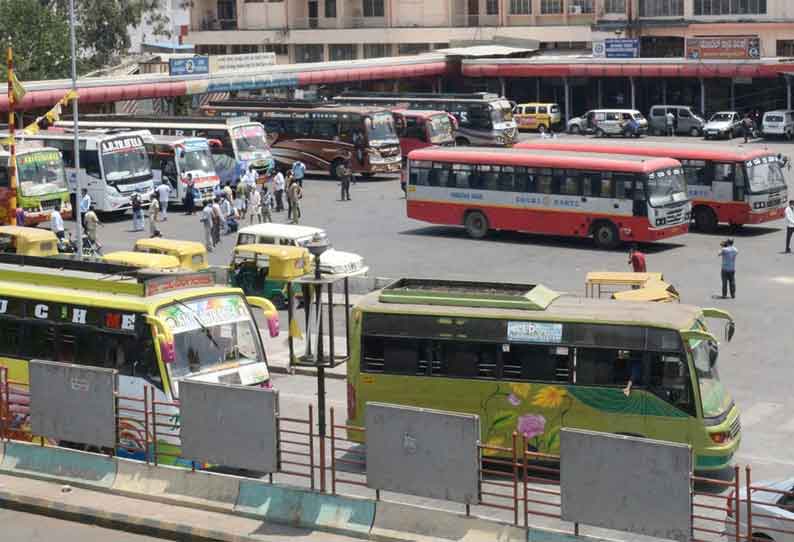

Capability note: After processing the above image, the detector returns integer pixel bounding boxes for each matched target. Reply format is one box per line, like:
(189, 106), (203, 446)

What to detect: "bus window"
(559, 172), (581, 196)
(714, 163), (733, 184)
(576, 347), (644, 388)
(734, 164), (746, 201)
(537, 171), (552, 194)
(649, 352), (694, 415)
(410, 166), (430, 186)
(312, 121), (337, 139)
(681, 160), (707, 186)
(429, 164), (451, 187)
(452, 164), (472, 188)
(0, 165), (8, 188)
(498, 167), (515, 191)
(0, 319), (22, 355)
(443, 342), (498, 379)
(24, 323), (56, 360)
(79, 151), (101, 178)
(502, 344), (570, 383)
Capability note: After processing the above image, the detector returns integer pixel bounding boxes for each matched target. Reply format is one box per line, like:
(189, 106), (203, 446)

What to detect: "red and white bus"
(406, 147), (690, 249)
(516, 140), (788, 232)
(392, 109), (455, 155)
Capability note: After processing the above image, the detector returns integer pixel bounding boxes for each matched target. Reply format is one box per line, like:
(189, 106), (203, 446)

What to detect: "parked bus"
(392, 109), (455, 155)
(202, 100), (402, 179)
(334, 92), (518, 147)
(516, 140), (789, 232)
(21, 129), (154, 214)
(347, 278), (740, 471)
(406, 147), (690, 249)
(143, 134), (220, 205)
(0, 143), (72, 225)
(57, 115), (274, 179)
(0, 257), (279, 465)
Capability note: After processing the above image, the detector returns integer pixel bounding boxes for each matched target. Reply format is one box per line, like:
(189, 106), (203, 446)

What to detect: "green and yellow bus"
(347, 278), (740, 471)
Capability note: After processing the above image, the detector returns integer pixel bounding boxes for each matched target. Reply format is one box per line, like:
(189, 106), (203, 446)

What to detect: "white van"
(236, 223), (367, 276)
(567, 109), (648, 137)
(762, 110), (794, 140)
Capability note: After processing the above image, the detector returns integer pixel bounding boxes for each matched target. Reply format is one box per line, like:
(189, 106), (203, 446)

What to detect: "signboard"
(143, 272), (215, 296)
(209, 52), (276, 74)
(100, 135), (145, 155)
(507, 321), (563, 344)
(686, 36), (760, 60)
(169, 56), (210, 76)
(593, 39), (639, 59)
(0, 296), (139, 333)
(157, 294), (249, 334)
(18, 150), (61, 166)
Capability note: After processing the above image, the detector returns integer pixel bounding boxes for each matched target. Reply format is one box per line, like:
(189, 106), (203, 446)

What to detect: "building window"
(363, 0), (385, 17)
(231, 44), (259, 54)
(569, 0), (593, 13)
(294, 44), (324, 63)
(195, 44), (227, 55)
(510, 0), (531, 14)
(693, 0), (766, 15)
(264, 43), (289, 55)
(486, 0), (499, 15)
(398, 43), (430, 56)
(540, 0), (562, 14)
(329, 44), (355, 61)
(639, 0), (683, 16)
(777, 40), (794, 57)
(604, 0), (625, 12)
(325, 0), (336, 18)
(364, 43), (391, 58)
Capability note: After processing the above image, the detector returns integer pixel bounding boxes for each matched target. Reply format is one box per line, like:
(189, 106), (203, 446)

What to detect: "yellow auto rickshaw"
(102, 251), (182, 271)
(585, 271), (679, 303)
(133, 238), (209, 271)
(0, 226), (60, 257)
(229, 244), (313, 308)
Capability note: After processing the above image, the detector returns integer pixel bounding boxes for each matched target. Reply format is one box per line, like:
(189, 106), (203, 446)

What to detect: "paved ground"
(0, 508), (169, 542)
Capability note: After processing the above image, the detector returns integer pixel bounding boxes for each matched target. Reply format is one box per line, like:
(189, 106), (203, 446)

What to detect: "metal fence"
(1, 366), (792, 542)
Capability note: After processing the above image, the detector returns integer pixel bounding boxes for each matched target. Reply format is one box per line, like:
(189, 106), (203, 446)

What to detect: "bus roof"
(336, 91), (503, 103)
(19, 129), (152, 142)
(408, 147), (681, 174)
(55, 117), (259, 132)
(205, 103), (391, 116)
(143, 134), (208, 146)
(515, 140), (774, 162)
(0, 143), (58, 156)
(391, 109), (450, 119)
(358, 280), (701, 331)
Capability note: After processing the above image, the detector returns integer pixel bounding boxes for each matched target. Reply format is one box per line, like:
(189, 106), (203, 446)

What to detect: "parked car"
(648, 105), (706, 136)
(703, 111), (743, 139)
(567, 109), (647, 137)
(725, 477), (794, 541)
(762, 110), (794, 140)
(514, 102), (561, 133)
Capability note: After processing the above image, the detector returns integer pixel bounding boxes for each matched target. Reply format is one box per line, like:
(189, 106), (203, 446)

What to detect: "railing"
(0, 367), (33, 442)
(691, 467), (740, 542)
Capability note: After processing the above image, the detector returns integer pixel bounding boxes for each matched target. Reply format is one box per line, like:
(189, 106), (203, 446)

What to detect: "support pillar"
(787, 76), (792, 110)
(564, 77), (570, 123)
(661, 79), (667, 105)
(597, 79), (603, 108)
(499, 77), (506, 98)
(437, 76), (443, 93)
(630, 77), (636, 109)
(700, 78), (706, 116)
(536, 78), (541, 101)
(730, 79), (735, 110)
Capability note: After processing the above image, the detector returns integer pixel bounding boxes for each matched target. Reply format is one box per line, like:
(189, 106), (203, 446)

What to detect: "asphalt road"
(91, 132), (794, 487)
(0, 508), (170, 542)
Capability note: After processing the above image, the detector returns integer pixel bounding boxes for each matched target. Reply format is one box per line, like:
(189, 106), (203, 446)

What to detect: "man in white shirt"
(201, 201), (214, 251)
(785, 199), (794, 253)
(155, 180), (171, 221)
(50, 205), (65, 239)
(242, 165), (258, 188)
(273, 169), (286, 212)
(79, 188), (91, 227)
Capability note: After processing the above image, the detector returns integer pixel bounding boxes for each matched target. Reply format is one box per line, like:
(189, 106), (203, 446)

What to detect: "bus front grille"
(730, 416), (741, 439)
(40, 199), (61, 210)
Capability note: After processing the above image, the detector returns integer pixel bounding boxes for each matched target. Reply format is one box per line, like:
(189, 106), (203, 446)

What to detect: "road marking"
(738, 401), (785, 428)
(771, 276), (794, 285)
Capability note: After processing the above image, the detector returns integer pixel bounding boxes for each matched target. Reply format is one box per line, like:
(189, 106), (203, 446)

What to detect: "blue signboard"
(604, 39), (639, 59)
(169, 56), (210, 76)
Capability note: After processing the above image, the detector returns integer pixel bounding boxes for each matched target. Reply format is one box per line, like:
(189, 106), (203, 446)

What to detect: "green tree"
(0, 0), (71, 81)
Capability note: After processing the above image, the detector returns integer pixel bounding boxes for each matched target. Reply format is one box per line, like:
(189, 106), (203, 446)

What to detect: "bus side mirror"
(725, 320), (735, 342)
(247, 296), (280, 338)
(147, 315), (176, 364)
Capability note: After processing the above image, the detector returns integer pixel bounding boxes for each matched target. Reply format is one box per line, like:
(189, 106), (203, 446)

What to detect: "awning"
(0, 81), (188, 111)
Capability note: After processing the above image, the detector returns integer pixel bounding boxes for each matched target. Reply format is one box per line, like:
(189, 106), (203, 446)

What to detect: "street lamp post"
(69, 0), (83, 257)
(305, 234), (329, 432)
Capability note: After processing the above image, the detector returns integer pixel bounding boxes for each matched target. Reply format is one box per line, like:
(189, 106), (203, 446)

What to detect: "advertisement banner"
(593, 39), (639, 59)
(686, 36), (760, 60)
(209, 52), (277, 74)
(169, 56), (210, 76)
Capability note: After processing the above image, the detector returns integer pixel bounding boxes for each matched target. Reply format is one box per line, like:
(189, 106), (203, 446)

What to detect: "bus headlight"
(710, 431), (730, 444)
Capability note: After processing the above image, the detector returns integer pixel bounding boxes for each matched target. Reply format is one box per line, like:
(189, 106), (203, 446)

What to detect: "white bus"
(21, 129), (154, 214)
(144, 135), (220, 205)
(57, 116), (274, 182)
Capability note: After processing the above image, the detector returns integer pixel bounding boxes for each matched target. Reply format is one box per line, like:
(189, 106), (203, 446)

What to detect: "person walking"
(628, 245), (647, 272)
(221, 195), (233, 234)
(149, 197), (161, 238)
(84, 204), (102, 254)
(79, 188), (91, 228)
(742, 114), (754, 143)
(235, 180), (249, 220)
(340, 154), (353, 201)
(287, 178), (303, 224)
(223, 182), (234, 203)
(291, 160), (306, 187)
(184, 173), (195, 215)
(665, 110), (675, 137)
(718, 239), (738, 299)
(211, 197), (222, 246)
(201, 200), (214, 252)
(249, 186), (262, 224)
(262, 188), (274, 223)
(131, 193), (145, 232)
(155, 180), (171, 221)
(273, 169), (286, 212)
(242, 165), (258, 189)
(785, 199), (794, 253)
(50, 204), (65, 239)
(285, 171), (295, 218)
(15, 207), (24, 227)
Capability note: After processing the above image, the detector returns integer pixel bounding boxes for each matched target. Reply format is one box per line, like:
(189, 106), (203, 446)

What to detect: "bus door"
(710, 162), (735, 202)
(151, 148), (180, 201)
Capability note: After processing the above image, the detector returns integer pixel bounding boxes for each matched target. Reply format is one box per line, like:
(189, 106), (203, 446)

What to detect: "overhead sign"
(209, 52), (276, 74)
(100, 135), (145, 155)
(593, 39), (639, 59)
(507, 321), (563, 344)
(169, 56), (210, 76)
(686, 36), (760, 60)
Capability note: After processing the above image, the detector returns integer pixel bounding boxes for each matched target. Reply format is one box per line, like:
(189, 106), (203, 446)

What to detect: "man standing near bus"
(291, 160), (306, 188)
(719, 239), (738, 299)
(79, 188), (91, 228)
(200, 200), (214, 252)
(50, 204), (65, 240)
(665, 110), (675, 137)
(628, 245), (647, 272)
(155, 180), (171, 221)
(273, 169), (286, 212)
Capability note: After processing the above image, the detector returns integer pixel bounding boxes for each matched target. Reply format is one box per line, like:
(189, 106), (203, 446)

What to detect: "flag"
(10, 71), (25, 103)
(23, 90), (78, 135)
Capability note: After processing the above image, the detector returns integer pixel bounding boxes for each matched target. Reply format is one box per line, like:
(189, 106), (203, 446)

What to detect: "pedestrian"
(223, 182), (234, 203)
(149, 197), (160, 237)
(291, 160), (306, 187)
(131, 193), (145, 232)
(249, 186), (262, 224)
(628, 245), (647, 272)
(155, 180), (171, 221)
(273, 169), (286, 212)
(201, 200), (214, 252)
(212, 183), (224, 200)
(50, 204), (65, 239)
(287, 178), (303, 224)
(785, 199), (794, 253)
(400, 163), (407, 197)
(665, 110), (675, 137)
(340, 154), (353, 201)
(235, 180), (249, 219)
(84, 204), (102, 254)
(286, 171), (294, 218)
(221, 195), (233, 234)
(242, 165), (258, 189)
(262, 188), (274, 223)
(79, 188), (91, 228)
(15, 207), (25, 227)
(184, 173), (195, 215)
(211, 197), (222, 246)
(742, 114), (754, 143)
(718, 239), (738, 299)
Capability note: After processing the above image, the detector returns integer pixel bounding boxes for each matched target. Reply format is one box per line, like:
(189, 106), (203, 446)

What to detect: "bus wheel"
(464, 211), (489, 239)
(330, 159), (345, 180)
(455, 137), (470, 146)
(693, 207), (718, 233)
(592, 221), (619, 249)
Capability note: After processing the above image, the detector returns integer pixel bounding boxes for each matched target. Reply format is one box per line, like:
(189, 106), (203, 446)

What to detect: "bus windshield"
(177, 146), (215, 176)
(745, 156), (787, 193)
(491, 100), (514, 124)
(17, 150), (68, 197)
(428, 114), (454, 143)
(647, 168), (688, 207)
(102, 145), (151, 184)
(366, 112), (398, 144)
(231, 124), (268, 160)
(157, 294), (265, 380)
(691, 339), (732, 418)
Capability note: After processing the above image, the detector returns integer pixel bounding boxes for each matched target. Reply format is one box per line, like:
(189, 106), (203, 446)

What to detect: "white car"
(703, 111), (743, 139)
(236, 223), (367, 276)
(725, 477), (794, 541)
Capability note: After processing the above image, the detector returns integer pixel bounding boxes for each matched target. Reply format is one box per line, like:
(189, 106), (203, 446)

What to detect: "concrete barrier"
(235, 480), (374, 538)
(370, 501), (526, 542)
(112, 458), (241, 512)
(0, 441), (116, 488)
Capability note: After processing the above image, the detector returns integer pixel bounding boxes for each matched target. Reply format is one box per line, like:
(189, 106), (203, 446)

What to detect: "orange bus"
(516, 140), (788, 232)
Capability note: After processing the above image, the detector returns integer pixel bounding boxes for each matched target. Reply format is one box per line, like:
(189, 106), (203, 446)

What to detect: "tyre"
(786, 131), (793, 141)
(592, 221), (619, 249)
(464, 211), (489, 239)
(728, 129), (734, 139)
(689, 127), (701, 137)
(652, 128), (662, 136)
(595, 128), (605, 138)
(455, 137), (470, 146)
(569, 125), (580, 135)
(693, 206), (718, 233)
(538, 124), (547, 134)
(329, 158), (345, 180)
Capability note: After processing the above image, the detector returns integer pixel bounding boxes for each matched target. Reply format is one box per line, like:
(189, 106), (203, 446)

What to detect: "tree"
(0, 0), (71, 81)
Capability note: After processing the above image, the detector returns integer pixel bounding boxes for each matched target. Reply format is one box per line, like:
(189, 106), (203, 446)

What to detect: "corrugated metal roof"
(433, 45), (536, 57)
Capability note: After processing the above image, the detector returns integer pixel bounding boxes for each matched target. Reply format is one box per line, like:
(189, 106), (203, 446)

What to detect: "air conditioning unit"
(569, 5), (582, 14)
